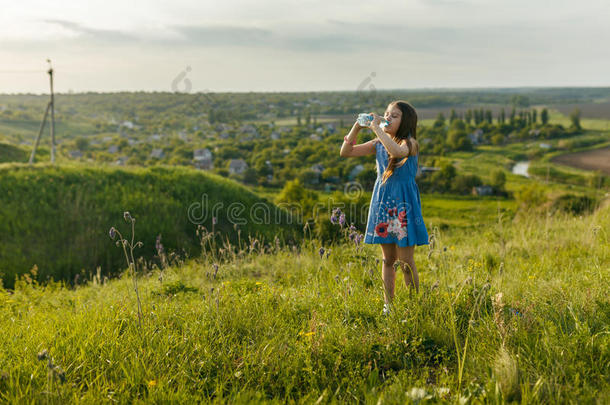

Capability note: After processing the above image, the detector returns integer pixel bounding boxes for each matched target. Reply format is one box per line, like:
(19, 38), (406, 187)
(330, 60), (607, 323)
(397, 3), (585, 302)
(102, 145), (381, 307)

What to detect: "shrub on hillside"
(551, 194), (597, 216)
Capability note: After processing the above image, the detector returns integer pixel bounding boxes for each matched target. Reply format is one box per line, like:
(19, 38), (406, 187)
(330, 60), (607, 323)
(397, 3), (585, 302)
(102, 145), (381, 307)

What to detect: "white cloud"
(0, 0), (608, 92)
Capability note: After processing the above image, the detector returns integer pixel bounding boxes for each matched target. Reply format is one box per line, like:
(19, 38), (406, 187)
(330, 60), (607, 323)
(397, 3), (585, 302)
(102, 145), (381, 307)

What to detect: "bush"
(551, 194), (597, 215)
(451, 174), (482, 195)
(515, 183), (548, 210)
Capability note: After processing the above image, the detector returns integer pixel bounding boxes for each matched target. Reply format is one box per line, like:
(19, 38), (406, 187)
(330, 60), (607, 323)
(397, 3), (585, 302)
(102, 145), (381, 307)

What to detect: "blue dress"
(364, 140), (429, 247)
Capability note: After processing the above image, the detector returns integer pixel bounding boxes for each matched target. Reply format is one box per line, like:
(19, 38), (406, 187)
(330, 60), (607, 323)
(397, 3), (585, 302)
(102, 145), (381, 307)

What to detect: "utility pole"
(29, 59), (56, 164)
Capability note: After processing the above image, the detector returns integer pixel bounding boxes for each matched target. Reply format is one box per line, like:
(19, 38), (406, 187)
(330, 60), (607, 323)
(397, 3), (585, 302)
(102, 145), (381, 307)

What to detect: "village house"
(229, 158), (248, 175)
(416, 166), (441, 178)
(114, 156), (129, 166)
(468, 128), (484, 145)
(472, 185), (494, 196)
(69, 150), (83, 159)
(193, 148), (214, 170)
(150, 148), (164, 159)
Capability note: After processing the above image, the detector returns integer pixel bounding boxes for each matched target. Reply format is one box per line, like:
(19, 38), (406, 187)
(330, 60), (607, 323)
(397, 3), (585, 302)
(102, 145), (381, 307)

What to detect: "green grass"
(0, 163), (301, 289)
(0, 199), (608, 403)
(0, 142), (29, 163)
(546, 108), (610, 131)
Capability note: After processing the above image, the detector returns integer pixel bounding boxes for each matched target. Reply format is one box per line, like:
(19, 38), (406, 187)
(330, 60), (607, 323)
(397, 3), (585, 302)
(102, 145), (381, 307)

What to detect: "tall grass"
(0, 196), (607, 403)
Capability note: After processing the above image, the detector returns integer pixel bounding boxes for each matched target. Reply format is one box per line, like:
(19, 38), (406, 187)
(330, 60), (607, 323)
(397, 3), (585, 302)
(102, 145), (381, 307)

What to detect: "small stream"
(512, 161), (531, 178)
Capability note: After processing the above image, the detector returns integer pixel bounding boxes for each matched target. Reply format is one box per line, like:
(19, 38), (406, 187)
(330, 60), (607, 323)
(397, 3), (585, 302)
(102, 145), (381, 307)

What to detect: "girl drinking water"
(340, 100), (429, 315)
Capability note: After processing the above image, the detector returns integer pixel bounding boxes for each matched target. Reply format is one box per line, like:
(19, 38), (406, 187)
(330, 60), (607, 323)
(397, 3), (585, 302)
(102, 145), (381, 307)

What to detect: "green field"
(0, 196), (607, 403)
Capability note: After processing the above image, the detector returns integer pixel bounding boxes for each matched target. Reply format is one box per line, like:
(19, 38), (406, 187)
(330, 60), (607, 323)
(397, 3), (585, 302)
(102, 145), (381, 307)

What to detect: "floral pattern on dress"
(374, 205), (408, 240)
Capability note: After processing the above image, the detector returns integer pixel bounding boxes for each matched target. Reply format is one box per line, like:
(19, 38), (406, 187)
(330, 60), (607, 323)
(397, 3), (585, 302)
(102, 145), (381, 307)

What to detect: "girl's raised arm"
(340, 123), (377, 157)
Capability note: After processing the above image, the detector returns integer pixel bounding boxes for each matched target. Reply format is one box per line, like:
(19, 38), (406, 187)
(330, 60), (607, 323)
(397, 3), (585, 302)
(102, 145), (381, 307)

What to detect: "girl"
(340, 100), (429, 315)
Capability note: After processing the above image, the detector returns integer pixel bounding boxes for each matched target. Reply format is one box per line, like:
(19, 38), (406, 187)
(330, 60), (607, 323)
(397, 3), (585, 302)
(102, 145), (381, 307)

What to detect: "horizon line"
(1, 85), (610, 97)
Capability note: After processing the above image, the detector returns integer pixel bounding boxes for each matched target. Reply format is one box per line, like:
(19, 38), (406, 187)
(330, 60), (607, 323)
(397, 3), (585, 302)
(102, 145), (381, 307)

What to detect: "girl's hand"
(369, 112), (382, 128)
(354, 120), (366, 130)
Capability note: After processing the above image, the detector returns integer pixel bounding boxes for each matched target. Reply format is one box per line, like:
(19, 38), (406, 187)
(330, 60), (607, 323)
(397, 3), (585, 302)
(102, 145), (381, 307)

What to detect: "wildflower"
(37, 349), (48, 361)
(53, 366), (66, 383)
(319, 247), (325, 258)
(330, 207), (342, 224)
(354, 233), (363, 246)
(326, 249), (331, 259)
(123, 211), (133, 222)
(212, 216), (217, 225)
(148, 380), (157, 387)
(338, 213), (345, 227)
(155, 234), (164, 254)
(109, 227), (116, 239)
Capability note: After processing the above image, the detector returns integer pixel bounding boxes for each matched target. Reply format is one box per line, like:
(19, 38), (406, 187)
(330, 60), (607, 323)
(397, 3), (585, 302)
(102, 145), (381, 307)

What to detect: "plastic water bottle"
(357, 113), (389, 128)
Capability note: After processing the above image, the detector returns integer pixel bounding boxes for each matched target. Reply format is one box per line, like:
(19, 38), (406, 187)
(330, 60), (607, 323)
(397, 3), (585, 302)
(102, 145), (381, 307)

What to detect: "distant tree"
(447, 125), (472, 151)
(75, 137), (89, 151)
(499, 108), (506, 124)
(569, 108), (581, 130)
(429, 162), (457, 191)
(485, 110), (493, 124)
(465, 109), (472, 124)
(491, 133), (504, 145)
(490, 169), (506, 190)
(243, 168), (259, 185)
(532, 109), (537, 123)
(511, 95), (530, 107)
(274, 178), (317, 220)
(449, 109), (457, 123)
(433, 112), (446, 129)
(541, 108), (549, 125)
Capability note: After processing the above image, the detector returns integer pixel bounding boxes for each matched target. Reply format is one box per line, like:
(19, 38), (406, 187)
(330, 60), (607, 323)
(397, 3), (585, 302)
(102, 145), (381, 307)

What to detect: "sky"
(1, 0), (609, 94)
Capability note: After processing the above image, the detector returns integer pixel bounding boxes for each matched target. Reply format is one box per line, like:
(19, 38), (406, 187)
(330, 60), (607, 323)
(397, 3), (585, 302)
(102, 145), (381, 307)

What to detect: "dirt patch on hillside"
(551, 147), (610, 175)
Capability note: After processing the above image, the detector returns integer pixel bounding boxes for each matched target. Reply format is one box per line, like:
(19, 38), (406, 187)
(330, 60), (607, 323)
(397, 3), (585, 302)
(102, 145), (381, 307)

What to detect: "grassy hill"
(0, 197), (607, 403)
(0, 142), (29, 163)
(0, 163), (301, 289)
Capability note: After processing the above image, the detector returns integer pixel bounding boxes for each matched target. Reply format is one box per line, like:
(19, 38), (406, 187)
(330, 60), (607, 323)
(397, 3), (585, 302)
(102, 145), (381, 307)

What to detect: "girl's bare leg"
(380, 243), (397, 304)
(397, 245), (419, 293)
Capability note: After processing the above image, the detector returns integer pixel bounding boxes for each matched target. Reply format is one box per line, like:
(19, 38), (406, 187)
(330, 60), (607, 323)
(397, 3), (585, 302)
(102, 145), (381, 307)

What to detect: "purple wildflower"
(330, 207), (343, 224)
(123, 211), (133, 222)
(338, 213), (345, 227)
(212, 216), (217, 225)
(319, 247), (325, 258)
(109, 227), (116, 239)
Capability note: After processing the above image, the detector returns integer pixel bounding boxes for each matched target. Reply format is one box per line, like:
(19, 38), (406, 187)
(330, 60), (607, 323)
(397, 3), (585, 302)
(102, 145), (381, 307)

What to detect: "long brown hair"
(380, 100), (419, 185)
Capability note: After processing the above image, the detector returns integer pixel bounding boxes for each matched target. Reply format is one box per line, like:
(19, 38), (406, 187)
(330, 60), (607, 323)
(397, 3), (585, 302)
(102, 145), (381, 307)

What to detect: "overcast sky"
(1, 0), (609, 94)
